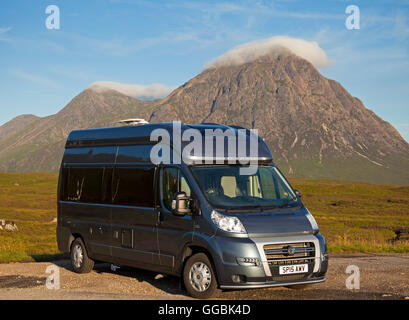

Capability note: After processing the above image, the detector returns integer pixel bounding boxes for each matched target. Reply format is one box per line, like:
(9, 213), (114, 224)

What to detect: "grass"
(0, 173), (408, 263)
(0, 173), (61, 262)
(289, 178), (409, 253)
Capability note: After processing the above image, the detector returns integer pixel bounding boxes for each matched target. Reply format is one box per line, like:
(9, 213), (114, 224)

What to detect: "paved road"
(0, 254), (408, 300)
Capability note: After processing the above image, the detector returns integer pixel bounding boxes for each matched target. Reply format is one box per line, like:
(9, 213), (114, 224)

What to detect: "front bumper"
(211, 233), (328, 288)
(220, 276), (326, 290)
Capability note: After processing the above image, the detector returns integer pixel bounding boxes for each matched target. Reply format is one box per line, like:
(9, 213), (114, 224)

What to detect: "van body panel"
(189, 233), (266, 285)
(65, 124), (273, 164)
(60, 202), (112, 257)
(56, 225), (72, 252)
(110, 206), (157, 264)
(234, 208), (313, 237)
(156, 212), (194, 268)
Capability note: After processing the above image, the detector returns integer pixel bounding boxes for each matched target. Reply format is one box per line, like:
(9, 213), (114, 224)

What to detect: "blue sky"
(0, 0), (408, 141)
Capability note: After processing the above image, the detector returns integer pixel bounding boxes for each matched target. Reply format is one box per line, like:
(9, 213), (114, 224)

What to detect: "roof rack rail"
(228, 124), (246, 130)
(200, 122), (221, 126)
(116, 119), (149, 126)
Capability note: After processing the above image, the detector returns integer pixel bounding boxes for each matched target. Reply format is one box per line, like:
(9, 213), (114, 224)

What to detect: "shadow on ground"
(34, 259), (407, 300)
(0, 275), (47, 289)
(53, 260), (188, 297)
(30, 253), (69, 262)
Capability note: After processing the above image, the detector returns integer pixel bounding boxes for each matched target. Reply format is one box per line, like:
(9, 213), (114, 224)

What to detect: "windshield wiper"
(218, 205), (273, 212)
(277, 197), (298, 208)
(214, 200), (299, 212)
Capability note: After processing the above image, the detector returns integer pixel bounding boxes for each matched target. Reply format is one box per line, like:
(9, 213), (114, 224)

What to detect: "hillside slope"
(149, 53), (409, 184)
(0, 88), (151, 172)
(0, 51), (408, 184)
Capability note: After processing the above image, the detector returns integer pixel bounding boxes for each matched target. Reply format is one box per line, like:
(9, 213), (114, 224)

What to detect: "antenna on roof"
(116, 118), (149, 126)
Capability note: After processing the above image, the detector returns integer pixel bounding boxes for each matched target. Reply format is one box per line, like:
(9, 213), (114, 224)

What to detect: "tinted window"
(112, 167), (155, 207)
(116, 145), (154, 163)
(180, 174), (191, 197)
(63, 147), (116, 164)
(101, 168), (113, 203)
(162, 168), (178, 210)
(162, 168), (191, 211)
(65, 167), (104, 203)
(60, 167), (69, 201)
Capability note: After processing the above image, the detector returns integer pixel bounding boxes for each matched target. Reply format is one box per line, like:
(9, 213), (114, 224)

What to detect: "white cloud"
(204, 36), (334, 69)
(10, 69), (59, 89)
(0, 26), (12, 42)
(89, 81), (177, 99)
(0, 27), (12, 34)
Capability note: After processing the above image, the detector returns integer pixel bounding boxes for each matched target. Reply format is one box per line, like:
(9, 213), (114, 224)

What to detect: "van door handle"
(157, 211), (163, 225)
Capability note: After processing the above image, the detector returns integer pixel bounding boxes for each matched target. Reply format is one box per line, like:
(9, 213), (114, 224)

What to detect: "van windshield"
(190, 165), (300, 210)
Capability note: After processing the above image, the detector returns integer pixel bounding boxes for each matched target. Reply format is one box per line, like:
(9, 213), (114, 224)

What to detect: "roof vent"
(116, 118), (149, 126)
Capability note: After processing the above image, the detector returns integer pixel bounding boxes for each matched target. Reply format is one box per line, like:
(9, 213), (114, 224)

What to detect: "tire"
(285, 284), (312, 290)
(183, 253), (218, 299)
(70, 237), (94, 274)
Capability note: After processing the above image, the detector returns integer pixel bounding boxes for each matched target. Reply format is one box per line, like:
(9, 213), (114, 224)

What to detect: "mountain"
(1, 51), (408, 185)
(0, 114), (39, 140)
(148, 52), (409, 184)
(0, 88), (150, 172)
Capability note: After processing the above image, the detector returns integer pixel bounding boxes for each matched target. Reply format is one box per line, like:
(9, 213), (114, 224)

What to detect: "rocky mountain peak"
(0, 52), (408, 184)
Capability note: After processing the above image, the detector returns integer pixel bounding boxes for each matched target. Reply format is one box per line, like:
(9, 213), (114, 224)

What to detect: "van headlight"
(211, 211), (247, 234)
(306, 210), (319, 233)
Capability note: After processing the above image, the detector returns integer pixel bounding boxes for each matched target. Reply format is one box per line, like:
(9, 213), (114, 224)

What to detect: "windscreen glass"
(190, 165), (300, 209)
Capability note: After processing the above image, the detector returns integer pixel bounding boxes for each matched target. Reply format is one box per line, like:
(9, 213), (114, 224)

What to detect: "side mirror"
(171, 192), (191, 216)
(295, 190), (302, 198)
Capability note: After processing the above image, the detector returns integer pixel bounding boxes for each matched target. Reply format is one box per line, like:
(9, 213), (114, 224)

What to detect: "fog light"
(237, 257), (260, 266)
(232, 274), (246, 283)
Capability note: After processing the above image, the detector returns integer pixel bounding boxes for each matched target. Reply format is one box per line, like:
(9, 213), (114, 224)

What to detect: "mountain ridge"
(1, 51), (408, 185)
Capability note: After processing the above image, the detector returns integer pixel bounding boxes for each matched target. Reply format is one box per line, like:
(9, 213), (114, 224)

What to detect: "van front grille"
(264, 242), (315, 262)
(264, 242), (316, 281)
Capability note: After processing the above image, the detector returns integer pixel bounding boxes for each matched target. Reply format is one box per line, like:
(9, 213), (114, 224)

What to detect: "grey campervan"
(57, 123), (328, 298)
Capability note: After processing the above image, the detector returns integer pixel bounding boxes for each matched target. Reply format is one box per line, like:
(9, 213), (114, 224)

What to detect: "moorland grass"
(0, 173), (408, 263)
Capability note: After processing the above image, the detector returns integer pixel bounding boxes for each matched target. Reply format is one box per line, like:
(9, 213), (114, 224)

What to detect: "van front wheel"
(70, 238), (94, 274)
(183, 253), (218, 299)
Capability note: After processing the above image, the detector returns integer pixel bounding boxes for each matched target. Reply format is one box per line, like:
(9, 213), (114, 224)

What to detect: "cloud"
(204, 36), (334, 69)
(0, 27), (12, 34)
(89, 81), (177, 99)
(10, 70), (59, 89)
(0, 26), (12, 42)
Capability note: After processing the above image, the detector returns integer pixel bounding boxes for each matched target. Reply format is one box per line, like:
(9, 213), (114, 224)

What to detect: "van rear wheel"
(70, 238), (94, 274)
(183, 253), (218, 299)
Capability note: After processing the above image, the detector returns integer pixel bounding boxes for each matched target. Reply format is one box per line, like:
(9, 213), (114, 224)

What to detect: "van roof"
(65, 122), (273, 162)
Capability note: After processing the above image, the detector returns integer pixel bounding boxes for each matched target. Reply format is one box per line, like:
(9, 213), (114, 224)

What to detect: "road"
(0, 253), (408, 300)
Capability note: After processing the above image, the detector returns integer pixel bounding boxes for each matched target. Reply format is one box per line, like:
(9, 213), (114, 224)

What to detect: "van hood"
(233, 208), (314, 237)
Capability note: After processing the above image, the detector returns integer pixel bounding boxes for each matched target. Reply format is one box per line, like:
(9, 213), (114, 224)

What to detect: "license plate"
(279, 264), (308, 275)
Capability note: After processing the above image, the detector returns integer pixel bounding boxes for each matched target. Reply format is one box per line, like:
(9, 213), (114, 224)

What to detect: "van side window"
(112, 167), (155, 207)
(66, 168), (104, 203)
(180, 174), (191, 197)
(162, 168), (191, 211)
(101, 168), (113, 203)
(162, 168), (178, 210)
